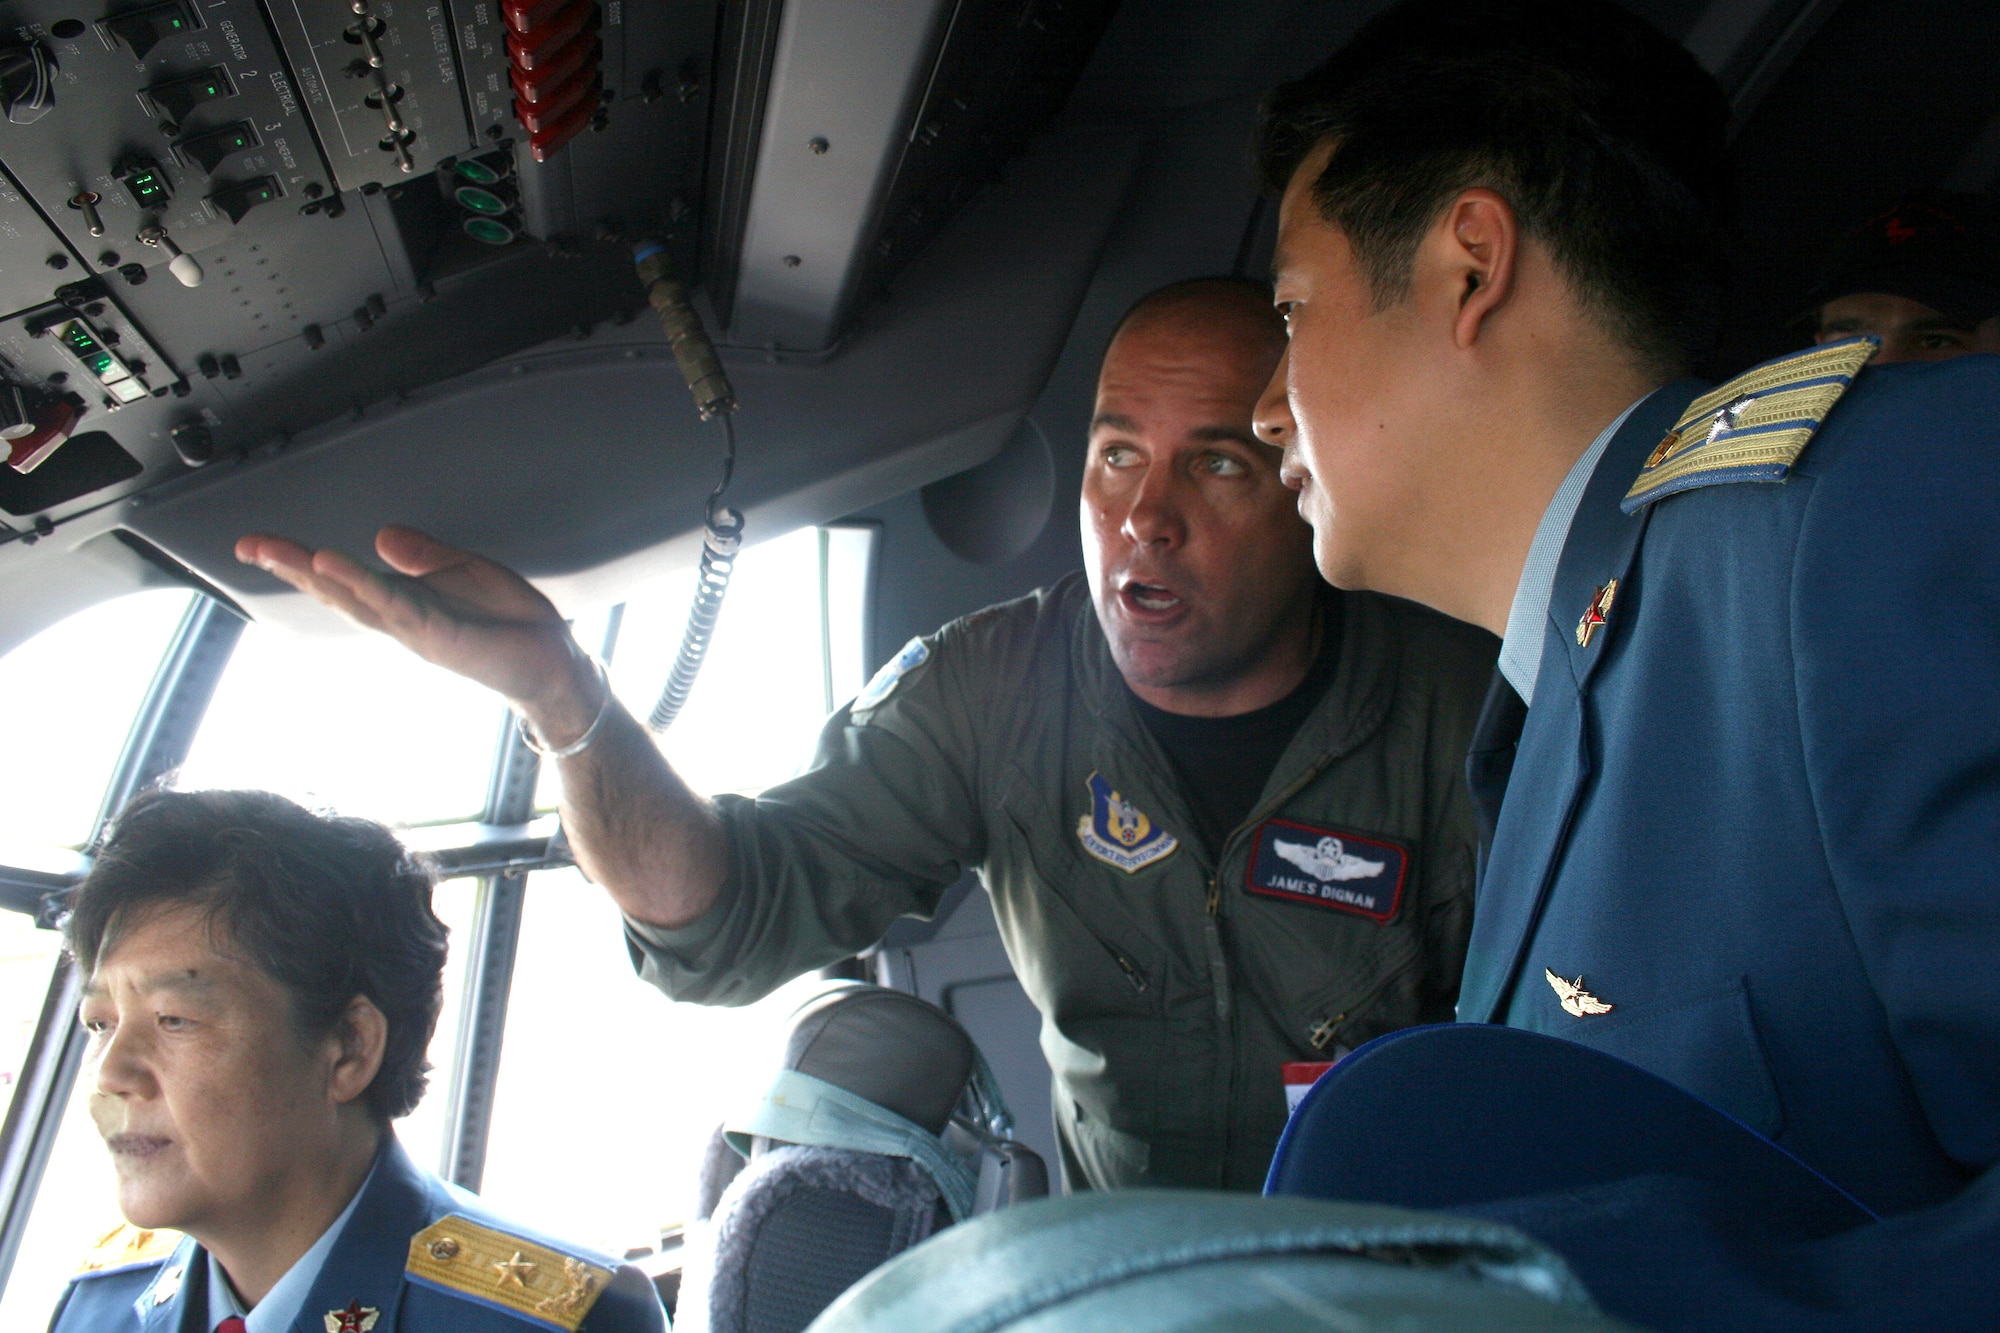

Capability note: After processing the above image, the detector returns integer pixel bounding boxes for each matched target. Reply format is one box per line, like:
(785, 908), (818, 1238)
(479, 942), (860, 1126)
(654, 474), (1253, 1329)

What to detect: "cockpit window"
(175, 611), (507, 828)
(476, 867), (826, 1253)
(536, 524), (880, 812)
(0, 591), (195, 854)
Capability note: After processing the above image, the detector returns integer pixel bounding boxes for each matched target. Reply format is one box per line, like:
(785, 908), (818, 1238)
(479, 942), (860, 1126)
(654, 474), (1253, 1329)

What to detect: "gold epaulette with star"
(1621, 337), (1878, 514)
(76, 1221), (183, 1275)
(407, 1216), (614, 1331)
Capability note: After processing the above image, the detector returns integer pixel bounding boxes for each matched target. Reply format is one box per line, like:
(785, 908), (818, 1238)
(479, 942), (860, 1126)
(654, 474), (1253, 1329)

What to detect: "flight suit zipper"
(1203, 875), (1229, 1021)
(1205, 771), (1326, 1024)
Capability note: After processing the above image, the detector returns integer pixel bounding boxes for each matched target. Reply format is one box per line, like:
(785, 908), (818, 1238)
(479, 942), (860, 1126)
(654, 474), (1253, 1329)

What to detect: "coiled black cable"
(647, 414), (742, 732)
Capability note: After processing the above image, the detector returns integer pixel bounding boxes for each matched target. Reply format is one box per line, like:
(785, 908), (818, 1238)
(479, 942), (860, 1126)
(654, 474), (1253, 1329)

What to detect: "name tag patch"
(1246, 818), (1408, 922)
(1076, 771), (1179, 873)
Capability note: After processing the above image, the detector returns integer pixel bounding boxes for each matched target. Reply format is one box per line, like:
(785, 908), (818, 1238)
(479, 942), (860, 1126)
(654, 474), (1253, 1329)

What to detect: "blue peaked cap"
(1265, 1024), (1879, 1330)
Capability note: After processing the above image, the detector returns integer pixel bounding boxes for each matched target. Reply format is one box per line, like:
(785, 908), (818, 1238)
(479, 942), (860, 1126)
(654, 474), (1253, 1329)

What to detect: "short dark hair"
(1257, 0), (1732, 375)
(66, 789), (449, 1122)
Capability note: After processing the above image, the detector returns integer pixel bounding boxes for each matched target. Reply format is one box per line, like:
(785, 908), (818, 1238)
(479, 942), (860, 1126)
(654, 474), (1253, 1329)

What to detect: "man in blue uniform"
(48, 789), (665, 1333)
(1249, 0), (1999, 1323)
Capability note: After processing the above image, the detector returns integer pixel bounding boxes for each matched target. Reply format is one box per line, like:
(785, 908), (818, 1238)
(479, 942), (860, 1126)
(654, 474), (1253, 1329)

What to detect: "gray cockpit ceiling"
(0, 0), (1993, 656)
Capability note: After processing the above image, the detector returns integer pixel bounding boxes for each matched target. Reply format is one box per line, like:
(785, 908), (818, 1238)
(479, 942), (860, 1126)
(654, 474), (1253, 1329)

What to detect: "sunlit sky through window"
(0, 590), (193, 854)
(0, 522), (880, 1316)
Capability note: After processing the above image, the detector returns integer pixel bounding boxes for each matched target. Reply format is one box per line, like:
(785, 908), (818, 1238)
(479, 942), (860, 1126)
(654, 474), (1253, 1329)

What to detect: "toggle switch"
(137, 224), (204, 287)
(67, 191), (105, 237)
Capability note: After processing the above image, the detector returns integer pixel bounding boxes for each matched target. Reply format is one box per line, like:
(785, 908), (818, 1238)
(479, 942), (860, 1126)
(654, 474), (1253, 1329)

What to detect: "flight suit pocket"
(992, 784), (1168, 1021)
(1286, 931), (1425, 1056)
(1060, 1098), (1152, 1189)
(1556, 979), (1784, 1138)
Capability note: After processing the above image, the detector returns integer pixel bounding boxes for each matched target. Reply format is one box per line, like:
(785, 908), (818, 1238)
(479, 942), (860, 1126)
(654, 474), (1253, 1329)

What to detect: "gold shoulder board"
(77, 1222), (183, 1274)
(407, 1216), (614, 1332)
(1622, 337), (1878, 514)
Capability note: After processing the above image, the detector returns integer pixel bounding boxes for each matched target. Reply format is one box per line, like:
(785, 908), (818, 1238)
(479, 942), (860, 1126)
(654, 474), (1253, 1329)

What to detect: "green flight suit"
(625, 573), (1496, 1191)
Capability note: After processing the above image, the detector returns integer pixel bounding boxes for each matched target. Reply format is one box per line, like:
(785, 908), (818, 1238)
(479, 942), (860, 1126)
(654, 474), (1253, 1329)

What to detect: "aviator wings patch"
(1247, 818), (1408, 922)
(1075, 771), (1179, 873)
(1273, 836), (1385, 882)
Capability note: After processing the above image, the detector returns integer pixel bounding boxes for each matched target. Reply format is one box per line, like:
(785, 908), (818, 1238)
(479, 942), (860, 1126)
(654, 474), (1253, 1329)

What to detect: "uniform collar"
(1497, 392), (1651, 707)
(289, 1135), (440, 1333)
(1073, 579), (1394, 857)
(205, 1155), (377, 1333)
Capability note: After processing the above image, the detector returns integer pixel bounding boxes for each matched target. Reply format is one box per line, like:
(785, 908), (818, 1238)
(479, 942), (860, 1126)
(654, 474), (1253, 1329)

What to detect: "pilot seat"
(676, 982), (1047, 1333)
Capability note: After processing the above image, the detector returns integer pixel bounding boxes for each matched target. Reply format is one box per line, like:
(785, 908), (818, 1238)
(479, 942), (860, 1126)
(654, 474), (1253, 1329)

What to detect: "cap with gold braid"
(406, 1216), (613, 1332)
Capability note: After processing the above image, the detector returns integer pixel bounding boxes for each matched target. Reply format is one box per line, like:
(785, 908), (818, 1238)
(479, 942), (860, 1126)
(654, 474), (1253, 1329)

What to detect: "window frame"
(0, 521), (880, 1300)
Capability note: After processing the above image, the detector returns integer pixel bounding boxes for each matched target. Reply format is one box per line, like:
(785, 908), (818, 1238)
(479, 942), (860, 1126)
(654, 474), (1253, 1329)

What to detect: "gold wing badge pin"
(1546, 967), (1614, 1017)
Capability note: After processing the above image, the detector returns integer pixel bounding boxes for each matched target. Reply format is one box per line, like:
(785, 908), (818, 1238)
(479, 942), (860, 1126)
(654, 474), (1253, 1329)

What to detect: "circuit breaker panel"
(0, 0), (712, 529)
(0, 0), (1121, 558)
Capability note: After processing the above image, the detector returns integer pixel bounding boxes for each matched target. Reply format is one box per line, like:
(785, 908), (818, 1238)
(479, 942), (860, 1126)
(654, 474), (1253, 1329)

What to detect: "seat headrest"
(783, 985), (975, 1135)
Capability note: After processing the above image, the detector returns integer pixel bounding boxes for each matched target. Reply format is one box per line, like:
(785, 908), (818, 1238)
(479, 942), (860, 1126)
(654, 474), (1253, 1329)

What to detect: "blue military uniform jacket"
(1463, 341), (2000, 1222)
(46, 1138), (667, 1333)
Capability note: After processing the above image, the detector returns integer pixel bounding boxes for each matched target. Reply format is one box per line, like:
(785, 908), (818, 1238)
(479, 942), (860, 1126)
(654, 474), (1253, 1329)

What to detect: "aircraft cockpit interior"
(0, 0), (1995, 1328)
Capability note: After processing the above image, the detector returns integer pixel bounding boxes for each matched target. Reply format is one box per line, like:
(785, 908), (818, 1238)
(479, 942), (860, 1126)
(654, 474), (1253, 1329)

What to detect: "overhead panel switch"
(207, 175), (281, 223)
(174, 122), (257, 174)
(145, 65), (235, 123)
(101, 2), (197, 60)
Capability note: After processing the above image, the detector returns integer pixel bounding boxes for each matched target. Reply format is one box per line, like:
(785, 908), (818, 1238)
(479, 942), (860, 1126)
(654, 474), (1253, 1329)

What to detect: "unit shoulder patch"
(1075, 771), (1179, 873)
(852, 637), (930, 714)
(407, 1216), (614, 1332)
(1245, 818), (1409, 923)
(74, 1221), (182, 1276)
(1622, 337), (1878, 513)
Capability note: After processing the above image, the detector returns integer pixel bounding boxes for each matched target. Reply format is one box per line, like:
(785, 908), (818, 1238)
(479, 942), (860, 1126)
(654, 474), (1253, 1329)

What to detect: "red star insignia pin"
(1576, 579), (1618, 648)
(324, 1300), (380, 1333)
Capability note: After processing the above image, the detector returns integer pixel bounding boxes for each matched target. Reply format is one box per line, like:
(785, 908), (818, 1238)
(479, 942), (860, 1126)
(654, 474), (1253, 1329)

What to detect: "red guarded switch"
(506, 0), (598, 70)
(527, 99), (595, 161)
(510, 35), (599, 103)
(501, 0), (574, 33)
(516, 70), (599, 134)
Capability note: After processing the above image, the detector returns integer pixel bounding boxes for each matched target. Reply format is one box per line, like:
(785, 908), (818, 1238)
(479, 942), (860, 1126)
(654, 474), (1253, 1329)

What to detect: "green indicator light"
(462, 216), (514, 245)
(454, 185), (508, 215)
(454, 159), (502, 185)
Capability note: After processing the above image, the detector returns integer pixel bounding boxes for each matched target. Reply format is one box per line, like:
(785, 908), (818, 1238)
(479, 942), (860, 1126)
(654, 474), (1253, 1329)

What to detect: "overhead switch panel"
(207, 175), (281, 224)
(100, 2), (198, 60)
(173, 122), (258, 174)
(145, 65), (236, 123)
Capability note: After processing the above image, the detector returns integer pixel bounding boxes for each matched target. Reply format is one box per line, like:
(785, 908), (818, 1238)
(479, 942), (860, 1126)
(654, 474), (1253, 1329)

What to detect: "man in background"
(1811, 190), (2000, 362)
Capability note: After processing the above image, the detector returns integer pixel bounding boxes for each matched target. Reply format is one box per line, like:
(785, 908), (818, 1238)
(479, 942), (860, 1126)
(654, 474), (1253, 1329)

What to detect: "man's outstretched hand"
(235, 526), (600, 744)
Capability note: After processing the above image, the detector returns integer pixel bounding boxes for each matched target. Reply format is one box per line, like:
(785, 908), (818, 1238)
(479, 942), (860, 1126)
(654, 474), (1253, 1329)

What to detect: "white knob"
(168, 252), (204, 287)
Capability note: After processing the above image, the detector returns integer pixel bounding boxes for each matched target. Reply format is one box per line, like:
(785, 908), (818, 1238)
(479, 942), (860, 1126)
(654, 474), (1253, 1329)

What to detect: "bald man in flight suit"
(238, 278), (1498, 1195)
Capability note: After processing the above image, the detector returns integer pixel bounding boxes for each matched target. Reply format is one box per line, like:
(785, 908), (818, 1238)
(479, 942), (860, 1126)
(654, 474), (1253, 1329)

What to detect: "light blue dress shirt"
(1497, 393), (1652, 706)
(206, 1159), (374, 1333)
